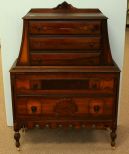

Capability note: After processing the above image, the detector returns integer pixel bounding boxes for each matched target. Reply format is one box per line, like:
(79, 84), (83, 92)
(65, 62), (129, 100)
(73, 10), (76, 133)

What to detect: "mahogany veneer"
(10, 1), (120, 149)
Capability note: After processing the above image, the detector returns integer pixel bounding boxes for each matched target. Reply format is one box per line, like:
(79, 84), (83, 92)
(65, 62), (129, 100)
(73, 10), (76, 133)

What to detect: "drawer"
(29, 36), (101, 50)
(29, 21), (101, 35)
(16, 96), (113, 119)
(15, 75), (115, 94)
(30, 53), (101, 66)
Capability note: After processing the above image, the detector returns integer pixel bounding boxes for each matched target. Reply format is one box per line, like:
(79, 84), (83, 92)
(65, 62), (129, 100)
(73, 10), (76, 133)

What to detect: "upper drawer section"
(29, 20), (101, 35)
(15, 74), (116, 95)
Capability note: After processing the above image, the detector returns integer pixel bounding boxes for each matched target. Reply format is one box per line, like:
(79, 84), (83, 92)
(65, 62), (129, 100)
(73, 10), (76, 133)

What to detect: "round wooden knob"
(31, 106), (37, 113)
(59, 124), (62, 127)
(94, 105), (100, 112)
(37, 27), (43, 31)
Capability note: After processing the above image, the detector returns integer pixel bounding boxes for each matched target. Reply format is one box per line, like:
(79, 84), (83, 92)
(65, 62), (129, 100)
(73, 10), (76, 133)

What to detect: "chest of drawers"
(10, 2), (120, 149)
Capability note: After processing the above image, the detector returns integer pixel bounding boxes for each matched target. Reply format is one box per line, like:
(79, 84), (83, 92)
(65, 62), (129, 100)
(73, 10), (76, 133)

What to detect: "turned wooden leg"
(110, 129), (117, 149)
(14, 131), (20, 150)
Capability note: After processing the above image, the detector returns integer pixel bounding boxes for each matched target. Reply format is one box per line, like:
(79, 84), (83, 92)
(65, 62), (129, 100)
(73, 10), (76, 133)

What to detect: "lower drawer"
(15, 96), (114, 119)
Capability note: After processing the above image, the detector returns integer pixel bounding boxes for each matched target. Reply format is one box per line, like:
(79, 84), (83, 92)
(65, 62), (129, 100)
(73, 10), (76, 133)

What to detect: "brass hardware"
(94, 105), (100, 112)
(92, 124), (96, 128)
(46, 124), (49, 128)
(82, 124), (85, 128)
(59, 124), (62, 127)
(69, 124), (73, 127)
(31, 106), (37, 113)
(35, 124), (39, 128)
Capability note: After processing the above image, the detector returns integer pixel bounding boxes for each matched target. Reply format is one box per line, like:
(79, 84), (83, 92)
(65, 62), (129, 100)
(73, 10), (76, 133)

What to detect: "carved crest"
(54, 1), (77, 10)
(54, 98), (78, 116)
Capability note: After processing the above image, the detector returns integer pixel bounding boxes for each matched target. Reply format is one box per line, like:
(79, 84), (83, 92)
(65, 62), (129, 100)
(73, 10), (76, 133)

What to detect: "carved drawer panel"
(16, 98), (42, 115)
(15, 79), (30, 90)
(27, 99), (41, 114)
(89, 98), (113, 116)
(41, 97), (89, 116)
(29, 21), (101, 35)
(16, 96), (113, 119)
(15, 76), (115, 94)
(29, 36), (101, 50)
(89, 78), (114, 91)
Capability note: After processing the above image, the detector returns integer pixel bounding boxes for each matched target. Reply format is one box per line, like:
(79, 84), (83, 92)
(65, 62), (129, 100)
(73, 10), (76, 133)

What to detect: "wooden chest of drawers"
(10, 2), (120, 149)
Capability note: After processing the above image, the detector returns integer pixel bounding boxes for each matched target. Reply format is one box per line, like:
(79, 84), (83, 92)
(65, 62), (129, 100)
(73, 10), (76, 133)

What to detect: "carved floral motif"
(54, 98), (78, 116)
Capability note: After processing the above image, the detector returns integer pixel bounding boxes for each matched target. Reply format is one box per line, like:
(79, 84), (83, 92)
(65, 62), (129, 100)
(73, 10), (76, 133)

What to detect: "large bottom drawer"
(15, 96), (114, 119)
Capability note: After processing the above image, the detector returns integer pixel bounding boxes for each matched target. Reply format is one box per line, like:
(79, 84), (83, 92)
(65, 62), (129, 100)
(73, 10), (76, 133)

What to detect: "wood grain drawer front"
(29, 21), (101, 35)
(89, 98), (113, 116)
(16, 97), (113, 118)
(42, 98), (88, 116)
(16, 98), (42, 115)
(30, 53), (100, 66)
(16, 79), (30, 90)
(29, 37), (101, 50)
(42, 97), (113, 118)
(89, 78), (114, 92)
(15, 77), (115, 94)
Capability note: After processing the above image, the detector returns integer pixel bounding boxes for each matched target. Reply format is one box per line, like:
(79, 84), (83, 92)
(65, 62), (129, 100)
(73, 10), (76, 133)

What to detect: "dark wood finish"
(10, 2), (120, 149)
(29, 36), (101, 50)
(29, 21), (101, 35)
(30, 52), (101, 66)
(14, 132), (20, 149)
(15, 96), (113, 118)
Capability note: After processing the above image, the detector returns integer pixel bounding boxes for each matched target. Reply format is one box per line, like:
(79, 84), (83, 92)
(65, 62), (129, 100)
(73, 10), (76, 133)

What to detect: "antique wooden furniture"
(10, 2), (120, 149)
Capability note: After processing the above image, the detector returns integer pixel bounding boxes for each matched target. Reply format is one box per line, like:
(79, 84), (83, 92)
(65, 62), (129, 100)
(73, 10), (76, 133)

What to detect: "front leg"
(14, 131), (20, 150)
(110, 128), (117, 149)
(14, 123), (21, 150)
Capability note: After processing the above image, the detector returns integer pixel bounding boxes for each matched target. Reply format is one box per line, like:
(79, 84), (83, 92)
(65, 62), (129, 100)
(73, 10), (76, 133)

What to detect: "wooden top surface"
(10, 60), (120, 73)
(23, 13), (106, 20)
(23, 2), (107, 20)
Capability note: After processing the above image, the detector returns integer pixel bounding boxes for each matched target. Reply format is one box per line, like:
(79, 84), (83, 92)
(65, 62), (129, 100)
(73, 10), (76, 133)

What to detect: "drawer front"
(30, 53), (100, 66)
(29, 21), (101, 35)
(16, 96), (113, 119)
(29, 37), (101, 50)
(15, 75), (115, 94)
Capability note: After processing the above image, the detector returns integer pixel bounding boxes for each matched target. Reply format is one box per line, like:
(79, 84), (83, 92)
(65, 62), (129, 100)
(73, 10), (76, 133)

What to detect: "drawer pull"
(46, 124), (49, 128)
(31, 106), (37, 113)
(69, 124), (73, 128)
(37, 27), (43, 31)
(59, 124), (62, 127)
(35, 124), (39, 128)
(93, 105), (100, 113)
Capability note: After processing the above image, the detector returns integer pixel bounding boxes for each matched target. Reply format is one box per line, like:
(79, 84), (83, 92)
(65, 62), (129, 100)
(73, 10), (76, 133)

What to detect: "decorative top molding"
(54, 1), (77, 10)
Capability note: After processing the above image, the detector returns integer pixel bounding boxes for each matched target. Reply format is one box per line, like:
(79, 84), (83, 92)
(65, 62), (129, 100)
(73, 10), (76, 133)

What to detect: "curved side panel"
(17, 20), (30, 66)
(101, 20), (114, 65)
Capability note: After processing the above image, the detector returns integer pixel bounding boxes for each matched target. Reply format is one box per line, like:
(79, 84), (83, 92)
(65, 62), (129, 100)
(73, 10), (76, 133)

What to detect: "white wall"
(0, 0), (127, 126)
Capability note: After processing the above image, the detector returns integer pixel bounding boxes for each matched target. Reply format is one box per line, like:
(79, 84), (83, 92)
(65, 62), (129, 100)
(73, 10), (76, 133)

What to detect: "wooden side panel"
(17, 20), (30, 65)
(101, 20), (113, 65)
